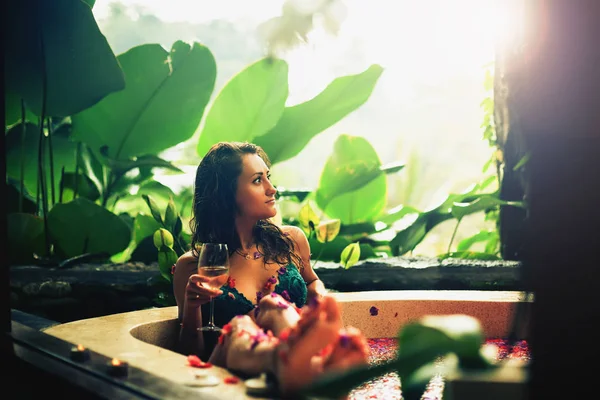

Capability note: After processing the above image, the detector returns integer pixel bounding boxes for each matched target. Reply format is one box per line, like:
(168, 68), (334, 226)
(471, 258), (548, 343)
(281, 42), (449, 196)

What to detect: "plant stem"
(447, 218), (462, 254)
(47, 117), (56, 206)
(19, 100), (26, 213)
(38, 27), (51, 259)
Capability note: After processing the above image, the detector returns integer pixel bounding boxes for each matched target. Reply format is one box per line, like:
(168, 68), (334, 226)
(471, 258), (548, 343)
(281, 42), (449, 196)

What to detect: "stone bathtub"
(41, 290), (529, 399)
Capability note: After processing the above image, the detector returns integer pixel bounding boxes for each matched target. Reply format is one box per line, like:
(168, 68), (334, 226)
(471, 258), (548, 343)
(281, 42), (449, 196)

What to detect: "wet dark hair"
(190, 141), (302, 268)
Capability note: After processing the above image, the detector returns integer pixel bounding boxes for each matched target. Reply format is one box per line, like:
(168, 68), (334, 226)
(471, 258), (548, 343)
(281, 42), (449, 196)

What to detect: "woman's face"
(235, 153), (277, 220)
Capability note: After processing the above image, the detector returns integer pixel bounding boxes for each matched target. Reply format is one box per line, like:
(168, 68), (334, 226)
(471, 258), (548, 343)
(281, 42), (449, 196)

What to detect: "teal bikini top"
(201, 263), (307, 328)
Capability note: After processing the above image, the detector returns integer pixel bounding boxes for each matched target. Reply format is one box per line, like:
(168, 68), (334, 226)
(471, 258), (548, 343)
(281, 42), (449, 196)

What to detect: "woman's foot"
(275, 295), (344, 395)
(323, 326), (370, 373)
(216, 315), (280, 376)
(254, 292), (301, 336)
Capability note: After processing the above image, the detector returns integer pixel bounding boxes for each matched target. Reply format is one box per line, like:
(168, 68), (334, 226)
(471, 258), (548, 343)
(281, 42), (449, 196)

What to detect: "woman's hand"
(185, 274), (223, 307)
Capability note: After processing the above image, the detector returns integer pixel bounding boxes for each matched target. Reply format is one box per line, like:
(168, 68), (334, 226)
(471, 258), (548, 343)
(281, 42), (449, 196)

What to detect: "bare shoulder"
(280, 225), (308, 243)
(174, 251), (197, 276)
(177, 250), (197, 265)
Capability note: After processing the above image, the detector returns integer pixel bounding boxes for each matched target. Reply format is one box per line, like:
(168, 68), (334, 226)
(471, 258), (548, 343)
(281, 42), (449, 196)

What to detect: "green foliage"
(5, 89), (38, 128)
(72, 41), (216, 160)
(141, 194), (188, 253)
(316, 134), (388, 223)
(7, 213), (45, 265)
(5, 0), (124, 117)
(5, 122), (78, 201)
(340, 242), (361, 269)
(279, 134), (524, 264)
(47, 198), (131, 259)
(255, 64), (384, 164)
(153, 228), (178, 283)
(197, 58), (289, 156)
(4, 0), (517, 278)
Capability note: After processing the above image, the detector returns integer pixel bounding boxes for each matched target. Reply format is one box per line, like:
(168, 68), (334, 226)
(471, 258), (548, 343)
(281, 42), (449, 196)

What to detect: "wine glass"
(197, 243), (230, 333)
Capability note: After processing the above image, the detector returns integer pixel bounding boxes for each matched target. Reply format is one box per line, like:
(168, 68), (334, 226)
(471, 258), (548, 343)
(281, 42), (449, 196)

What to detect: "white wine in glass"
(197, 243), (230, 333)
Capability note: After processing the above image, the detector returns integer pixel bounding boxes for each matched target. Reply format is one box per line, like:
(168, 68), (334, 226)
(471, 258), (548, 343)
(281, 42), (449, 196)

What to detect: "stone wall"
(10, 256), (522, 324)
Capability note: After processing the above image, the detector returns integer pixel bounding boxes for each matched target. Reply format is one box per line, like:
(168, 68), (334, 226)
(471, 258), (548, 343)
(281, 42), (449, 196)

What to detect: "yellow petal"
(315, 219), (341, 243)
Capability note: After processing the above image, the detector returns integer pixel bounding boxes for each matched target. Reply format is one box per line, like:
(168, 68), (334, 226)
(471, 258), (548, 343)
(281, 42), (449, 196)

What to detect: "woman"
(172, 142), (368, 396)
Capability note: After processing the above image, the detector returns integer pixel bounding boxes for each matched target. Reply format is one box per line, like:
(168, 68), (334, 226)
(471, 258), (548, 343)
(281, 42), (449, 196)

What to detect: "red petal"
(187, 355), (202, 367)
(187, 355), (213, 368)
(224, 376), (240, 384)
(279, 327), (291, 342)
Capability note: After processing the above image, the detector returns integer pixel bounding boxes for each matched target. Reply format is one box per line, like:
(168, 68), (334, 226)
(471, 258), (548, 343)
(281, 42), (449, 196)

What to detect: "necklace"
(235, 248), (264, 260)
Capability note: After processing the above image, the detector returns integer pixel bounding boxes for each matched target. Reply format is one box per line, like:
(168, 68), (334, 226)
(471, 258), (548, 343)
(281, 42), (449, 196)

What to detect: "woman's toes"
(325, 327), (370, 371)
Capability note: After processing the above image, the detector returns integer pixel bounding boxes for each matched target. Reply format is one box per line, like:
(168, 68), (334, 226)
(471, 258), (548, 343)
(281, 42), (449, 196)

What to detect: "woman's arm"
(284, 225), (328, 301)
(173, 252), (221, 357)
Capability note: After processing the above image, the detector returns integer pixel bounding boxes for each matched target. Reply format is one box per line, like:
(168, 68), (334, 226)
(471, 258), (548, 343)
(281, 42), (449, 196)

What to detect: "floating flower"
(369, 306), (379, 316)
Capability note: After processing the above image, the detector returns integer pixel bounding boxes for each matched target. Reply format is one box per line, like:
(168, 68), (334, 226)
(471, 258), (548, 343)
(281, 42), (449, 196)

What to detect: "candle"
(107, 358), (129, 377)
(70, 344), (90, 362)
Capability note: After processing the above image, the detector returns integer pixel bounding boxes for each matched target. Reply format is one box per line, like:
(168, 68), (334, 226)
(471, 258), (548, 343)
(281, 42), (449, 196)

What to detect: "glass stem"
(209, 297), (215, 327)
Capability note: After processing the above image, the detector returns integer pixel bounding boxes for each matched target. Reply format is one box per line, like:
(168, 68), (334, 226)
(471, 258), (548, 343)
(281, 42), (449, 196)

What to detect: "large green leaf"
(389, 215), (430, 255)
(5, 0), (124, 117)
(59, 172), (101, 202)
(197, 58), (288, 156)
(113, 181), (176, 217)
(317, 135), (387, 224)
(47, 198), (131, 258)
(72, 41), (216, 160)
(6, 181), (37, 214)
(7, 213), (46, 264)
(255, 64), (383, 164)
(5, 123), (78, 200)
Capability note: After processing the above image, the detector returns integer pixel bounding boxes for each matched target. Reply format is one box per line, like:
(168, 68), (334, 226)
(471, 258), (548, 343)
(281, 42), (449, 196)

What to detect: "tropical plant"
(277, 134), (525, 268)
(5, 0), (383, 268)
